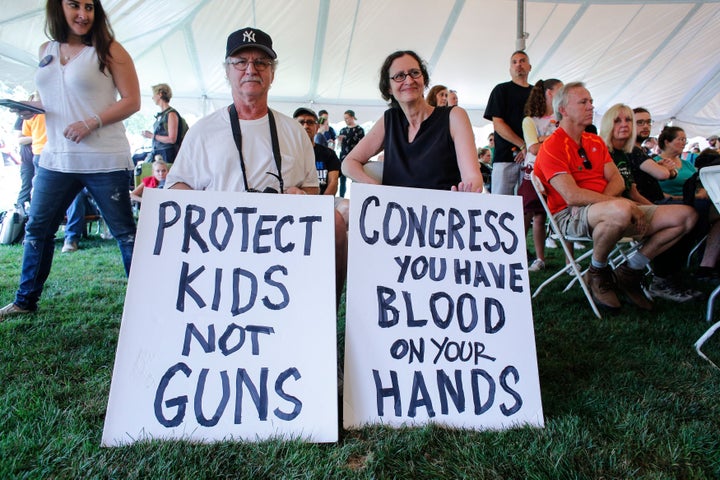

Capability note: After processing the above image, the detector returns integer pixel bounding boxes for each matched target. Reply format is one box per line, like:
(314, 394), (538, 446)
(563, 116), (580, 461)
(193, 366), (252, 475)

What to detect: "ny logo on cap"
(243, 30), (256, 43)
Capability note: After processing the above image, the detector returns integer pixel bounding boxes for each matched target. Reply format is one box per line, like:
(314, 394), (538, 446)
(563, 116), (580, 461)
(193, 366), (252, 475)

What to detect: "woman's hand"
(451, 181), (483, 193)
(142, 130), (153, 139)
(63, 120), (95, 144)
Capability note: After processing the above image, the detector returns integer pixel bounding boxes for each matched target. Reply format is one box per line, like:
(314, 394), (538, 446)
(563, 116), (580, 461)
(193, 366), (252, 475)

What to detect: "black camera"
(247, 186), (279, 194)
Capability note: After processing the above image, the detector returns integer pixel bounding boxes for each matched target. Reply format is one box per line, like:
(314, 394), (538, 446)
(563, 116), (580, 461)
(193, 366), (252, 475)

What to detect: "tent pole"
(516, 0), (527, 51)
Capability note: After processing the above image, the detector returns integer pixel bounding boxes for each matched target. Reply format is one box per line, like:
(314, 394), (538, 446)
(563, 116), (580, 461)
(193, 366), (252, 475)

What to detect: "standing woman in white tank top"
(0, 0), (140, 320)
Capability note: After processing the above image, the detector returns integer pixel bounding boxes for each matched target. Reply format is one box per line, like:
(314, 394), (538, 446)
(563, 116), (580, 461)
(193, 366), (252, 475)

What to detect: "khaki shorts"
(554, 204), (657, 238)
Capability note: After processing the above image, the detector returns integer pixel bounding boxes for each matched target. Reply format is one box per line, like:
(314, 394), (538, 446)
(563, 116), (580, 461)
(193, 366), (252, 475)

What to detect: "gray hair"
(552, 81), (586, 122)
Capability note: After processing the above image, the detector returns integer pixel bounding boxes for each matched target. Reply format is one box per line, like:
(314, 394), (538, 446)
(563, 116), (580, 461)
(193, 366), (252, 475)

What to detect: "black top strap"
(227, 104), (284, 193)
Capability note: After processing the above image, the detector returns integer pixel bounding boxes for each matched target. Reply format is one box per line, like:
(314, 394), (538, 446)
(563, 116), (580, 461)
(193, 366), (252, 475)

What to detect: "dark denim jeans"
(14, 167), (136, 311)
(64, 190), (88, 242)
(16, 155), (36, 207)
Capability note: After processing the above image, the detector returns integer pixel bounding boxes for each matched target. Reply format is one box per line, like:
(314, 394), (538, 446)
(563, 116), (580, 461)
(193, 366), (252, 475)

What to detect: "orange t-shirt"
(534, 127), (612, 214)
(21, 114), (47, 156)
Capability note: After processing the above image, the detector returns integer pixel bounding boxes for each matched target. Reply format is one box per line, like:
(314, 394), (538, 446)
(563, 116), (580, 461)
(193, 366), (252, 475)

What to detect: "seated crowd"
(3, 21), (720, 321)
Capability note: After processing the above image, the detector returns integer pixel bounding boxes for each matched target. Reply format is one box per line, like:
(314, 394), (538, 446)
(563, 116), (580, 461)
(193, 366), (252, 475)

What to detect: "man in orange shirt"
(534, 82), (693, 312)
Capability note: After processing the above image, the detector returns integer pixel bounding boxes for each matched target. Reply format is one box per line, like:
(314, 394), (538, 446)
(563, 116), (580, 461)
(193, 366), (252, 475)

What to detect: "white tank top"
(35, 41), (132, 173)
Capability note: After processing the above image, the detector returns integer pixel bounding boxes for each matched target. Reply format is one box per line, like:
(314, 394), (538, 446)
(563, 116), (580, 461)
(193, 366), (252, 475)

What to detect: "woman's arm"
(62, 41), (141, 143)
(522, 116), (541, 156)
(99, 41), (141, 126)
(640, 157), (672, 180)
(130, 183), (145, 203)
(341, 117), (386, 184)
(449, 107), (483, 192)
(629, 183), (653, 205)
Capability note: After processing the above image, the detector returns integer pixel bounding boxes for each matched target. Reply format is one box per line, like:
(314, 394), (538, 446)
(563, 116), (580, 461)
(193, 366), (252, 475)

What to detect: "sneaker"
(62, 240), (78, 253)
(584, 265), (621, 310)
(647, 277), (694, 303)
(545, 238), (558, 249)
(614, 264), (653, 311)
(0, 302), (32, 321)
(528, 259), (545, 272)
(573, 242), (587, 250)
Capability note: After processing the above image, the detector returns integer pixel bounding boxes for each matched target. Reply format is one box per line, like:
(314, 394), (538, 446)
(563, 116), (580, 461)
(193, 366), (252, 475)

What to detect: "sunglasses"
(578, 147), (592, 170)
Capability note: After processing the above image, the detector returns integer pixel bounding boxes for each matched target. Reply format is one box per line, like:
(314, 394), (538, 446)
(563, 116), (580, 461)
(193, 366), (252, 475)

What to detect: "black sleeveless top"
(382, 106), (460, 190)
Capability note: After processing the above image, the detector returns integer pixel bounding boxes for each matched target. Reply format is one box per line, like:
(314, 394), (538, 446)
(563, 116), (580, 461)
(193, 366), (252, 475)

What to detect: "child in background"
(130, 157), (168, 203)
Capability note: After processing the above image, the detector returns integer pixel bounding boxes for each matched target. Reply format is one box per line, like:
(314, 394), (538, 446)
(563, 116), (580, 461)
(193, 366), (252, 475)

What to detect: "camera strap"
(228, 104), (284, 193)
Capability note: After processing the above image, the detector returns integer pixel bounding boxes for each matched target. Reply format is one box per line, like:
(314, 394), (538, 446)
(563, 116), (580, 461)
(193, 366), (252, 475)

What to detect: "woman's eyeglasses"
(578, 147), (592, 170)
(390, 69), (423, 83)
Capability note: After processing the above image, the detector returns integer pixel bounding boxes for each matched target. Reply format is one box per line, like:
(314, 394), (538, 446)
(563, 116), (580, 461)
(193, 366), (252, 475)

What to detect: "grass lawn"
(1, 235), (720, 478)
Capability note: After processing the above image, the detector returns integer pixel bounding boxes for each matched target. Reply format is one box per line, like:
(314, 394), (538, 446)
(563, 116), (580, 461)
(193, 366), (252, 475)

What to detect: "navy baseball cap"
(293, 107), (318, 120)
(225, 27), (277, 59)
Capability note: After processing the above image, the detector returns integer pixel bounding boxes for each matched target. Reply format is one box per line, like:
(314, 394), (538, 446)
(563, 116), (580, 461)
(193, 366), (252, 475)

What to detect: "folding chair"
(530, 173), (646, 318)
(530, 172), (601, 318)
(694, 165), (720, 367)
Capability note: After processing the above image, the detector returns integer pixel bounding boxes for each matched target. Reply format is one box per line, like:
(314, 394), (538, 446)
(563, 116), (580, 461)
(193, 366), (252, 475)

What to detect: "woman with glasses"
(655, 126), (701, 201)
(342, 50), (482, 192)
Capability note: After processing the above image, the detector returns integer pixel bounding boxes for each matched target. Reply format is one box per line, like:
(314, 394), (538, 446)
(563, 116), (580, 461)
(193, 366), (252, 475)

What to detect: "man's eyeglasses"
(297, 119), (317, 126)
(390, 69), (423, 83)
(636, 119), (653, 126)
(226, 58), (274, 71)
(578, 147), (592, 170)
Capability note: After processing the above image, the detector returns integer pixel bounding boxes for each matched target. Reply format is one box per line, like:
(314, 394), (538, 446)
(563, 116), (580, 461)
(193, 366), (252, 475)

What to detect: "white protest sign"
(102, 189), (338, 445)
(343, 184), (543, 430)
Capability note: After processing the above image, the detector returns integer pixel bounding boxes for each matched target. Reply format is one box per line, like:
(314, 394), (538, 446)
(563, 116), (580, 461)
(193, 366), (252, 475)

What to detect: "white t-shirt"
(167, 107), (318, 192)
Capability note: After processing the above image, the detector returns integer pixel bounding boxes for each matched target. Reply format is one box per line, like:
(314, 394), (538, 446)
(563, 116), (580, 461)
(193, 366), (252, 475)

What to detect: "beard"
(636, 133), (649, 144)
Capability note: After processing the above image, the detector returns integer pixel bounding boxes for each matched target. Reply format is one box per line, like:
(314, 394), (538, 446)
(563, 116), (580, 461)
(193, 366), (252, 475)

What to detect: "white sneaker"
(573, 242), (586, 250)
(0, 302), (32, 321)
(62, 240), (78, 253)
(545, 238), (558, 249)
(647, 277), (696, 303)
(528, 259), (545, 272)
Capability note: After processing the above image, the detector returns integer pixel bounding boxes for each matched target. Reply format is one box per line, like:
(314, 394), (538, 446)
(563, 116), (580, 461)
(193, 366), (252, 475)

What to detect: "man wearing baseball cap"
(293, 107), (341, 196)
(167, 27), (316, 194)
(167, 28), (347, 305)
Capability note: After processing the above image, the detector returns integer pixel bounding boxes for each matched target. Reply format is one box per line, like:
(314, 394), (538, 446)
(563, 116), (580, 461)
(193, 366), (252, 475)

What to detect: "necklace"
(60, 44), (82, 63)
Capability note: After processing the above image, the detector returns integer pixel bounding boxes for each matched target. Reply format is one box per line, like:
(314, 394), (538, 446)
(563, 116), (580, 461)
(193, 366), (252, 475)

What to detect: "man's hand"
(629, 203), (648, 237)
(285, 186), (319, 195)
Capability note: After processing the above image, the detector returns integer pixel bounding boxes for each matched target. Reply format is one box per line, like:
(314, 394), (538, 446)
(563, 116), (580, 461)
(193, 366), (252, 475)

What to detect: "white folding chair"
(530, 172), (601, 318)
(694, 165), (720, 367)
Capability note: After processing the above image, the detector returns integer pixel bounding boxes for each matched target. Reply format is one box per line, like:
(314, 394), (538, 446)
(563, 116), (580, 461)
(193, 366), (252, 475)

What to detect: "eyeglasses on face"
(226, 58), (274, 71)
(390, 69), (423, 83)
(297, 119), (317, 126)
(636, 119), (653, 126)
(578, 147), (592, 170)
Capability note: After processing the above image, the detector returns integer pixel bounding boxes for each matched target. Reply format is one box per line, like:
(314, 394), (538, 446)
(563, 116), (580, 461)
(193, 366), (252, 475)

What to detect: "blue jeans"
(16, 155), (35, 207)
(14, 168), (136, 311)
(64, 190), (88, 242)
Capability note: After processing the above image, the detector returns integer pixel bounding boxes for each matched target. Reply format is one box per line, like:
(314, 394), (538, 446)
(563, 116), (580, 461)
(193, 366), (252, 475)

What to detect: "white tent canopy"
(1, 0), (720, 137)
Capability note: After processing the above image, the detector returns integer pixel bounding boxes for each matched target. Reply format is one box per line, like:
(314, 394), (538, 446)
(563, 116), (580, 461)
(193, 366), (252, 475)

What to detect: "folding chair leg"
(695, 320), (720, 370)
(707, 284), (720, 323)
